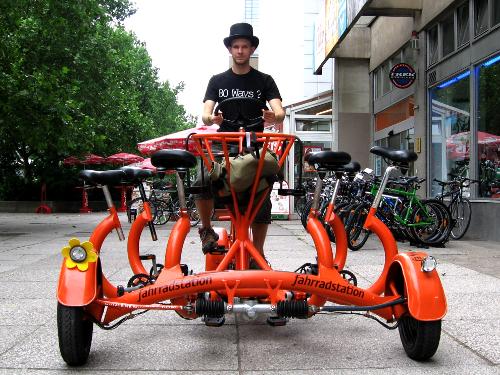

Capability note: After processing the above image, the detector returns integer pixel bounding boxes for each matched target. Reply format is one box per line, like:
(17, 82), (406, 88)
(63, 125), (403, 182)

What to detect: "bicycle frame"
(58, 133), (446, 334)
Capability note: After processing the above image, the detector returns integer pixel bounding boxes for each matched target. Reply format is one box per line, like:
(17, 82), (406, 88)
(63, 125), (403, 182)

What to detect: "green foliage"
(0, 0), (195, 200)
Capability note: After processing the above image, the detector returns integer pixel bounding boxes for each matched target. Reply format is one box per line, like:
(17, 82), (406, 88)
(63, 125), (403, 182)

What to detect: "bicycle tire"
(57, 303), (93, 366)
(301, 199), (314, 229)
(409, 199), (451, 246)
(187, 197), (201, 227)
(450, 197), (472, 240)
(346, 202), (371, 251)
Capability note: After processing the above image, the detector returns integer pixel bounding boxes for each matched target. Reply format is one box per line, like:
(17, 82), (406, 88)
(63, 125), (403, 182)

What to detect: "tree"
(0, 0), (194, 200)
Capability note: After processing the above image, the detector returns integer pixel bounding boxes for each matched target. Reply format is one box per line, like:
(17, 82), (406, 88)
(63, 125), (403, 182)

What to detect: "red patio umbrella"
(446, 131), (500, 160)
(137, 124), (220, 155)
(62, 156), (81, 166)
(106, 152), (144, 165)
(81, 154), (105, 165)
(129, 158), (157, 171)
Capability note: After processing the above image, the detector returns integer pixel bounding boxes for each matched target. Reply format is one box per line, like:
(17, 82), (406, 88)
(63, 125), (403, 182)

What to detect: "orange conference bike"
(56, 98), (446, 366)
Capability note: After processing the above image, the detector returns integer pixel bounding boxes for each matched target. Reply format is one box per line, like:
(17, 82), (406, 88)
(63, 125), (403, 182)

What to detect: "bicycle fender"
(57, 259), (98, 307)
(386, 252), (447, 321)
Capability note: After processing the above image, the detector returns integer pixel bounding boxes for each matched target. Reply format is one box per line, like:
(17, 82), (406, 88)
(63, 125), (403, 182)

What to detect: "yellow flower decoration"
(61, 238), (98, 272)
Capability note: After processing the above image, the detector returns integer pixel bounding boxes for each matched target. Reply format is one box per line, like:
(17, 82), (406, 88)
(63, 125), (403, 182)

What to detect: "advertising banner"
(313, 0), (368, 73)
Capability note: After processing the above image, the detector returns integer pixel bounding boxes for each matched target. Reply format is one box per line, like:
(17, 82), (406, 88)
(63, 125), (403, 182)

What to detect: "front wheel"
(57, 303), (93, 366)
(398, 315), (441, 361)
(450, 197), (472, 240)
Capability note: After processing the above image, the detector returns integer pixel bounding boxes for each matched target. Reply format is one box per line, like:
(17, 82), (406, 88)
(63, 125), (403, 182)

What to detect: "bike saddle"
(151, 149), (197, 171)
(343, 161), (361, 174)
(370, 146), (418, 163)
(306, 151), (351, 171)
(120, 166), (153, 183)
(79, 170), (126, 186)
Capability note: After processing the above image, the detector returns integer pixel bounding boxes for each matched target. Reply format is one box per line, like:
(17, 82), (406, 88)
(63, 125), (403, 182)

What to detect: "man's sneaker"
(199, 226), (219, 254)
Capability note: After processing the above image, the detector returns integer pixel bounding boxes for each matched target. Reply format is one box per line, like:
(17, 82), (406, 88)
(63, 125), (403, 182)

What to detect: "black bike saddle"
(370, 146), (418, 163)
(151, 149), (197, 171)
(79, 170), (126, 186)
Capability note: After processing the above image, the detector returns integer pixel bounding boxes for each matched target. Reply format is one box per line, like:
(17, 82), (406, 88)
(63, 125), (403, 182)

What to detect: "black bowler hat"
(223, 22), (259, 48)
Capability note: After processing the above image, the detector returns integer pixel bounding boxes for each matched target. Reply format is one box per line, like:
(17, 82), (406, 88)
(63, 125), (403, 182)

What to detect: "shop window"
(477, 55), (500, 198)
(442, 14), (455, 56)
(295, 141), (332, 182)
(403, 44), (417, 68)
(474, 0), (489, 36)
(374, 129), (415, 176)
(382, 62), (391, 94)
(391, 52), (401, 68)
(428, 25), (439, 65)
(494, 0), (500, 26)
(430, 72), (471, 196)
(295, 119), (331, 132)
(457, 3), (470, 47)
(375, 68), (383, 98)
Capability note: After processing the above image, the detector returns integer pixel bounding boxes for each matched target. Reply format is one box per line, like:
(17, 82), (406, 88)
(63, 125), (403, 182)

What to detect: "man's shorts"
(192, 163), (272, 225)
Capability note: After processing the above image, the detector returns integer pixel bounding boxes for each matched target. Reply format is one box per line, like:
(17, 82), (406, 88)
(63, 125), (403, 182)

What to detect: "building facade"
(314, 0), (500, 240)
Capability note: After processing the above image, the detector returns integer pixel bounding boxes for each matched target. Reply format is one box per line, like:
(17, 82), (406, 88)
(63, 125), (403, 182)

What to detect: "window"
(376, 68), (383, 98)
(403, 44), (417, 67)
(382, 62), (391, 94)
(494, 0), (500, 26)
(474, 0), (489, 36)
(374, 129), (415, 176)
(295, 119), (331, 132)
(430, 72), (471, 196)
(442, 14), (455, 56)
(457, 3), (470, 46)
(428, 25), (438, 65)
(391, 52), (401, 68)
(477, 55), (500, 198)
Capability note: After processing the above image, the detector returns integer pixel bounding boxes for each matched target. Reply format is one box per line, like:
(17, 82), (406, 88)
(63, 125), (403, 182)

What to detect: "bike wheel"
(57, 302), (93, 366)
(450, 197), (472, 240)
(153, 200), (170, 225)
(346, 203), (371, 251)
(409, 199), (451, 246)
(187, 197), (200, 227)
(301, 199), (314, 229)
(398, 315), (441, 361)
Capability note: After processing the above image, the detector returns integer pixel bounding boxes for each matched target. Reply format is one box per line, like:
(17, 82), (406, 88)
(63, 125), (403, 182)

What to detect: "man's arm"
(262, 98), (285, 124)
(202, 100), (223, 126)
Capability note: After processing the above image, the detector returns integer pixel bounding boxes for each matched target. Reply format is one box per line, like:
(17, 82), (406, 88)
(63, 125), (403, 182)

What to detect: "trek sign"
(389, 63), (416, 89)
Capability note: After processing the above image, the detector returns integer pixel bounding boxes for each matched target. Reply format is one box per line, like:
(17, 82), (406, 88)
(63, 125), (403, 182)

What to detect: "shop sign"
(390, 63), (416, 89)
(271, 181), (289, 220)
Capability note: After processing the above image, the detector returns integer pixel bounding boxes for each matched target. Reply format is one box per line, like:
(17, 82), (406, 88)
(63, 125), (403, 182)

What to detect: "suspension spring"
(195, 298), (225, 317)
(277, 300), (309, 319)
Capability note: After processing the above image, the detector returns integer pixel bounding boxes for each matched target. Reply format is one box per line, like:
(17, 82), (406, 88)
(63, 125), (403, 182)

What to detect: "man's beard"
(233, 57), (249, 66)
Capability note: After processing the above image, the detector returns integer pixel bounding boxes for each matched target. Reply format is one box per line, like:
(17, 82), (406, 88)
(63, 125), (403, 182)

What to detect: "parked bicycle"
(434, 174), (479, 240)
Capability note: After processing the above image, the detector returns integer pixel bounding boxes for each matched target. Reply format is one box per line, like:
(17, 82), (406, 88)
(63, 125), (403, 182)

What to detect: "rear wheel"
(409, 200), (451, 245)
(57, 303), (93, 366)
(398, 315), (441, 361)
(450, 197), (471, 240)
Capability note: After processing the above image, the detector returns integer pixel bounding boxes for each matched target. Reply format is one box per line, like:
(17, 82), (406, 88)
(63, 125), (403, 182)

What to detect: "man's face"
(229, 38), (255, 66)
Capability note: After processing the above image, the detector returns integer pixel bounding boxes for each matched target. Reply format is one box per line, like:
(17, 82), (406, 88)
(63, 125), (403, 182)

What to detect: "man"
(195, 22), (285, 260)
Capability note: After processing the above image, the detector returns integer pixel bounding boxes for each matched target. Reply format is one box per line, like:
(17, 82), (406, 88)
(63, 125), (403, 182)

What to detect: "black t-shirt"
(204, 68), (282, 132)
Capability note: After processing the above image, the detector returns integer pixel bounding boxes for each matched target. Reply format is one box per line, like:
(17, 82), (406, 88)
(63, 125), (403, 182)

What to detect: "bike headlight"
(70, 245), (87, 263)
(421, 256), (437, 272)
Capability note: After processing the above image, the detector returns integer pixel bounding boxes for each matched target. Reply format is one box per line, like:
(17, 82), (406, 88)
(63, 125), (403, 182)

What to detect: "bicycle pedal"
(266, 316), (288, 327)
(203, 316), (225, 327)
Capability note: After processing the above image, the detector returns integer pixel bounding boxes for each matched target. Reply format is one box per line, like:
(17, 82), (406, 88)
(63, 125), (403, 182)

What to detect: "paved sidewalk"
(0, 213), (498, 374)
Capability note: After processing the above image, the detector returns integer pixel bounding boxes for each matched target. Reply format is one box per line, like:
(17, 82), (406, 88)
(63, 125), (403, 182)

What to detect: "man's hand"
(262, 109), (277, 124)
(210, 112), (223, 125)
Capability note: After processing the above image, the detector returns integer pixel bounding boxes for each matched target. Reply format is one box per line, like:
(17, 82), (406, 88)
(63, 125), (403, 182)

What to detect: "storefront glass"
(477, 55), (500, 198)
(374, 129), (414, 176)
(429, 71), (471, 196)
(295, 119), (331, 132)
(295, 141), (332, 183)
